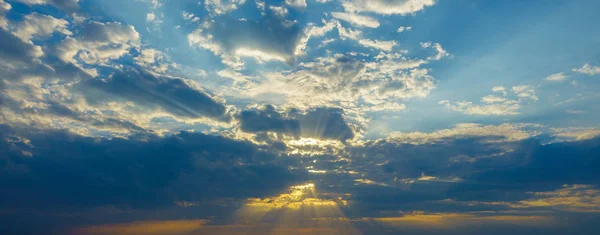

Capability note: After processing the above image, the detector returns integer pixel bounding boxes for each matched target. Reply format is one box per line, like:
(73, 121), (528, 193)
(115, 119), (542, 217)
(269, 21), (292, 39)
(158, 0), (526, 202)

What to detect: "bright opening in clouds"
(1, 0), (600, 234)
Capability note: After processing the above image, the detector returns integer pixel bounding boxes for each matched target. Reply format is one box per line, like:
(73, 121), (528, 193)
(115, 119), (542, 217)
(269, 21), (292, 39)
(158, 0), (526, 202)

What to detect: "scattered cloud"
(386, 123), (540, 144)
(342, 0), (436, 15)
(440, 86), (537, 115)
(572, 63), (600, 76)
(544, 72), (568, 81)
(285, 0), (307, 8)
(332, 12), (380, 28)
(204, 0), (247, 15)
(397, 25), (412, 32)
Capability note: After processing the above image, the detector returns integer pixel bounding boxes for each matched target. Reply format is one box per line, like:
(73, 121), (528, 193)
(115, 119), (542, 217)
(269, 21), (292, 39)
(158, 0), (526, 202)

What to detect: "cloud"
(14, 12), (72, 41)
(188, 13), (304, 68)
(336, 21), (397, 51)
(0, 28), (44, 67)
(440, 86), (537, 115)
(467, 135), (600, 188)
(268, 5), (289, 18)
(79, 68), (231, 121)
(237, 53), (431, 114)
(15, 0), (79, 12)
(204, 0), (247, 15)
(134, 48), (169, 73)
(342, 0), (436, 15)
(239, 105), (355, 141)
(554, 128), (600, 141)
(55, 20), (140, 65)
(420, 41), (450, 60)
(0, 124), (302, 211)
(285, 0), (306, 8)
(572, 63), (600, 76)
(331, 12), (380, 28)
(0, 0), (10, 29)
(513, 185), (600, 213)
(544, 72), (568, 81)
(72, 220), (208, 235)
(385, 123), (540, 145)
(397, 26), (412, 32)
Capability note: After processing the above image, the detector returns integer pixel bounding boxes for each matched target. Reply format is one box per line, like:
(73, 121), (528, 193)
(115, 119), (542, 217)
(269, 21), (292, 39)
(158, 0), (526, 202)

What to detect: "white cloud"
(14, 13), (72, 41)
(56, 21), (140, 65)
(205, 0), (246, 15)
(0, 0), (10, 29)
(236, 52), (433, 113)
(492, 86), (507, 95)
(182, 11), (200, 22)
(421, 41), (449, 60)
(331, 12), (380, 28)
(269, 5), (289, 18)
(358, 39), (396, 51)
(441, 86), (537, 116)
(397, 26), (411, 32)
(146, 12), (156, 22)
(285, 0), (306, 8)
(572, 63), (600, 76)
(134, 48), (169, 73)
(342, 0), (436, 15)
(336, 21), (397, 51)
(512, 85), (538, 101)
(554, 128), (600, 141)
(386, 123), (540, 144)
(544, 72), (568, 81)
(440, 100), (521, 116)
(15, 0), (79, 12)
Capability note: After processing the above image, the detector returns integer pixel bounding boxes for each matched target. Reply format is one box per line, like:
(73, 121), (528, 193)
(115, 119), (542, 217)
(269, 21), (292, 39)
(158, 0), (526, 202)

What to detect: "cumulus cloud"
(134, 48), (169, 73)
(572, 63), (600, 76)
(188, 13), (304, 68)
(238, 53), (431, 113)
(0, 28), (44, 67)
(331, 12), (380, 28)
(269, 5), (289, 18)
(239, 105), (355, 141)
(55, 21), (140, 65)
(14, 12), (72, 41)
(285, 0), (306, 8)
(342, 0), (436, 15)
(440, 86), (537, 115)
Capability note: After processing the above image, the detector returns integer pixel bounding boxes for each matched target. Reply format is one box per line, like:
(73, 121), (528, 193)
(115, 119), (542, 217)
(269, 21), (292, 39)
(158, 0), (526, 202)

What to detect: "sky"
(1, 0), (600, 234)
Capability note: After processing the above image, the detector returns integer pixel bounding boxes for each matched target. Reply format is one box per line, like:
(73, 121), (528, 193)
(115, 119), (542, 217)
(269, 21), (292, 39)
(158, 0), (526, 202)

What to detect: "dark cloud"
(0, 28), (42, 66)
(465, 137), (600, 188)
(79, 68), (231, 121)
(239, 105), (355, 141)
(240, 105), (300, 134)
(189, 11), (305, 64)
(0, 124), (304, 212)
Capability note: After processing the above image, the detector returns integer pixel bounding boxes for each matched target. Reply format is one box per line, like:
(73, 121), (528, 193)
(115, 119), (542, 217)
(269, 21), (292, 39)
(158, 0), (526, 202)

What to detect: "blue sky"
(1, 0), (600, 234)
